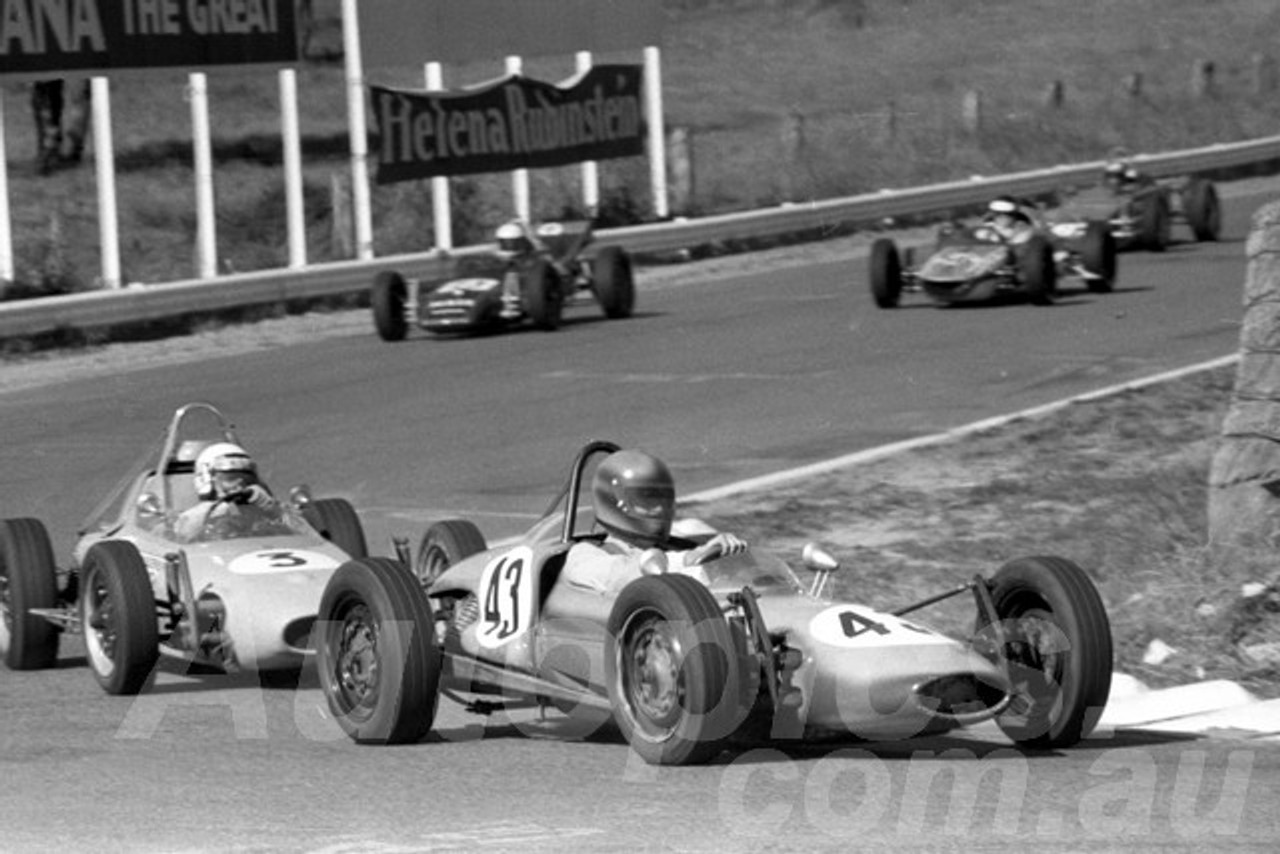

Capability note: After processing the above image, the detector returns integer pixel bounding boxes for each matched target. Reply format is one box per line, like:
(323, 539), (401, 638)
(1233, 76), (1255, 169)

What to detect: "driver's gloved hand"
(230, 484), (274, 508)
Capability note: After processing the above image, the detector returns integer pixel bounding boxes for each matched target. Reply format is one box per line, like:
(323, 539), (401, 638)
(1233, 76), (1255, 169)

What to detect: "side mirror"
(288, 484), (313, 509)
(802, 543), (840, 599)
(639, 548), (669, 576)
(136, 492), (163, 520)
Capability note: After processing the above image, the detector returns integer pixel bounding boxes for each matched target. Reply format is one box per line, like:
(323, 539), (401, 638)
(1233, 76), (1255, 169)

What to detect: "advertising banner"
(357, 0), (664, 67)
(371, 65), (644, 184)
(0, 0), (298, 77)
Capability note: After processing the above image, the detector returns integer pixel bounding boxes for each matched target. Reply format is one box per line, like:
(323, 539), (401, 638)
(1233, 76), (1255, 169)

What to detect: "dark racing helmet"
(592, 450), (676, 547)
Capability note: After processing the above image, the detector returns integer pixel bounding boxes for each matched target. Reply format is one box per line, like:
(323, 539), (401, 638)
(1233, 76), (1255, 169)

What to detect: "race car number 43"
(477, 547), (536, 649)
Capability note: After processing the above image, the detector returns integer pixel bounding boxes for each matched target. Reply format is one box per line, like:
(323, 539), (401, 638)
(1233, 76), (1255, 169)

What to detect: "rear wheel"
(414, 520), (487, 589)
(605, 574), (746, 765)
(81, 540), (159, 695)
(593, 246), (636, 319)
(524, 259), (563, 331)
(1018, 235), (1056, 305)
(981, 556), (1113, 748)
(317, 557), (441, 744)
(1182, 179), (1221, 242)
(0, 518), (60, 670)
(1081, 221), (1117, 293)
(372, 271), (409, 342)
(869, 238), (903, 308)
(303, 498), (368, 559)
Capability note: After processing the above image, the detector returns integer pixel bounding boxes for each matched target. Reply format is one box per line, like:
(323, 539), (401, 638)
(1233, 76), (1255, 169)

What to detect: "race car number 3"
(476, 547), (535, 649)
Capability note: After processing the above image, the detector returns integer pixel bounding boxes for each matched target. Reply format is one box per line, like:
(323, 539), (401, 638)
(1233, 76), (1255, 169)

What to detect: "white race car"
(315, 440), (1114, 765)
(0, 402), (368, 694)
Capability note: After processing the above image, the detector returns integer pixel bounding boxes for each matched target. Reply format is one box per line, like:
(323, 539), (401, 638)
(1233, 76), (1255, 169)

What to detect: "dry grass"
(692, 365), (1280, 698)
(4, 0), (1280, 290)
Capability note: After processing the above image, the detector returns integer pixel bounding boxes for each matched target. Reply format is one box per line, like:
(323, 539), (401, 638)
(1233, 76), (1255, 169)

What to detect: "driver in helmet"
(173, 442), (278, 541)
(494, 219), (539, 319)
(982, 196), (1035, 243)
(1102, 158), (1143, 195)
(560, 449), (748, 596)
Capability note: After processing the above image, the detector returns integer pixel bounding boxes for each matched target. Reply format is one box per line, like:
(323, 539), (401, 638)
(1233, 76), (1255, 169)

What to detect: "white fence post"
(0, 90), (12, 283)
(190, 72), (217, 279)
(341, 0), (374, 259)
(644, 46), (668, 219)
(91, 77), (121, 289)
(576, 50), (600, 215)
(507, 55), (532, 223)
(426, 61), (453, 250)
(280, 68), (307, 269)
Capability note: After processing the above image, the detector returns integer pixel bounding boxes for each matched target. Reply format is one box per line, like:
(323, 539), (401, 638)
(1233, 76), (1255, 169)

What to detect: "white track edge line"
(681, 353), (1242, 506)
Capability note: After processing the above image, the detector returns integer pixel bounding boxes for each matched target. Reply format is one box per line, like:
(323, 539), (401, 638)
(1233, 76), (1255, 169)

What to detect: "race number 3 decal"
(476, 547), (536, 649)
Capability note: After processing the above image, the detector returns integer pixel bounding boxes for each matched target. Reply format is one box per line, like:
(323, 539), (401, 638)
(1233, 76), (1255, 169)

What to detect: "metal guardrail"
(3, 135), (1278, 342)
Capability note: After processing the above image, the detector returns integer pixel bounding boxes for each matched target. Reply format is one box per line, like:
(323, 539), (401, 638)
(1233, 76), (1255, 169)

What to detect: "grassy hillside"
(3, 0), (1279, 292)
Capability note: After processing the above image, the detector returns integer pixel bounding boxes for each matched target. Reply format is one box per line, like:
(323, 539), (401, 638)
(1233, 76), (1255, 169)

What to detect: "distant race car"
(1048, 173), (1220, 252)
(0, 402), (369, 694)
(869, 204), (1117, 308)
(370, 219), (635, 339)
(314, 439), (1113, 765)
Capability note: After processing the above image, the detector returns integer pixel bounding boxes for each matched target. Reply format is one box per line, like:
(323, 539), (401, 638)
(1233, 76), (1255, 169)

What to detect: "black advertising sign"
(0, 0), (298, 78)
(371, 65), (645, 184)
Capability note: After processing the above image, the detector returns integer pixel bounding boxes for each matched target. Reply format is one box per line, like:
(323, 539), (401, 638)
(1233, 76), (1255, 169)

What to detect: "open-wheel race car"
(315, 439), (1113, 765)
(869, 199), (1117, 308)
(0, 402), (369, 694)
(1048, 155), (1220, 253)
(370, 218), (635, 340)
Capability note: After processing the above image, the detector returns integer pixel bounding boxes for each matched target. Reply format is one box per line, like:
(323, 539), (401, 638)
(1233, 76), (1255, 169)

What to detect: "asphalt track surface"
(2, 189), (1279, 852)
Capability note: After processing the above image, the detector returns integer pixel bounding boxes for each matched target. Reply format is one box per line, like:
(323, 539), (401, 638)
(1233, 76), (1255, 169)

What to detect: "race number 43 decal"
(476, 547), (536, 650)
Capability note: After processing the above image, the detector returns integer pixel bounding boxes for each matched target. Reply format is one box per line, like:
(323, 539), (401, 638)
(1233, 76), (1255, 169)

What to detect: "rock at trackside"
(1209, 200), (1280, 551)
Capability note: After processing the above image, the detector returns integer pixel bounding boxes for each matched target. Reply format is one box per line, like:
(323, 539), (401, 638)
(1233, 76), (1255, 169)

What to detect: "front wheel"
(317, 557), (441, 744)
(80, 540), (159, 695)
(605, 574), (746, 765)
(371, 271), (409, 342)
(981, 555), (1113, 748)
(524, 259), (563, 331)
(0, 518), (60, 670)
(1182, 179), (1220, 242)
(1135, 195), (1170, 251)
(1018, 235), (1057, 306)
(593, 246), (636, 319)
(303, 498), (368, 559)
(869, 238), (903, 308)
(1081, 221), (1117, 293)
(414, 520), (487, 590)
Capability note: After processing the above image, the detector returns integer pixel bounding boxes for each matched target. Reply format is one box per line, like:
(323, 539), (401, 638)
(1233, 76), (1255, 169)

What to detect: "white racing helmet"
(193, 442), (258, 500)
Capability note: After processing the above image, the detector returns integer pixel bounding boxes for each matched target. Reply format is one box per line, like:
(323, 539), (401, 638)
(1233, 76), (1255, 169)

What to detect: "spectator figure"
(31, 78), (90, 176)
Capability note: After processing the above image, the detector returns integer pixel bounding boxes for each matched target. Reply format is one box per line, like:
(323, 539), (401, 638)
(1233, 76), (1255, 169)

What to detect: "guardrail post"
(1044, 80), (1065, 109)
(961, 89), (982, 134)
(667, 127), (695, 216)
(1251, 53), (1277, 96)
(330, 172), (354, 258)
(780, 111), (807, 201)
(1121, 72), (1144, 99)
(1191, 59), (1217, 98)
(1209, 200), (1280, 554)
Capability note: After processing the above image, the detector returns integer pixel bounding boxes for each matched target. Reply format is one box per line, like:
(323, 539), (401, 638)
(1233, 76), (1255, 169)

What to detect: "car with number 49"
(314, 440), (1114, 765)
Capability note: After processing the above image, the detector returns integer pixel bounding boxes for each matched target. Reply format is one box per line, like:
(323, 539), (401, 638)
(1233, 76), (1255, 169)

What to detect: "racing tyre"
(1081, 221), (1117, 293)
(81, 540), (159, 695)
(414, 519), (487, 589)
(605, 573), (747, 765)
(317, 557), (442, 744)
(371, 271), (409, 342)
(594, 246), (636, 319)
(1136, 194), (1170, 252)
(303, 498), (368, 559)
(1018, 235), (1056, 306)
(1182, 179), (1221, 242)
(524, 259), (564, 331)
(869, 238), (903, 308)
(982, 555), (1113, 749)
(0, 518), (60, 670)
